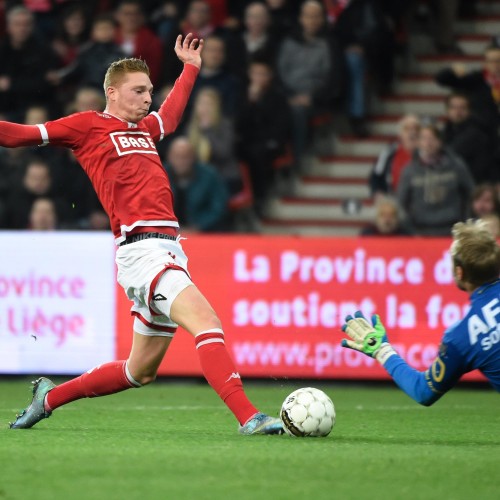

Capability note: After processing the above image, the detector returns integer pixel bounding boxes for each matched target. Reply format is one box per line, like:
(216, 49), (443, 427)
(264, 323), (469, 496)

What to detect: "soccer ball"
(280, 387), (335, 437)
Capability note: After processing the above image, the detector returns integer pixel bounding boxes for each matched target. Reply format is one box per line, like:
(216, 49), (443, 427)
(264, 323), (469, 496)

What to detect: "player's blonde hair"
(450, 219), (500, 285)
(103, 58), (150, 96)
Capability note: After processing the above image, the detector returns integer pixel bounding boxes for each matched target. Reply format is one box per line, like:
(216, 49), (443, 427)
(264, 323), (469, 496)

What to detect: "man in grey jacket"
(397, 124), (475, 236)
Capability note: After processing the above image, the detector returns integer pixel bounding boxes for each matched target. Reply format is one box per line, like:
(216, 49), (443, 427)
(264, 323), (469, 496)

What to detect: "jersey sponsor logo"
(153, 293), (167, 301)
(468, 297), (500, 350)
(110, 131), (158, 157)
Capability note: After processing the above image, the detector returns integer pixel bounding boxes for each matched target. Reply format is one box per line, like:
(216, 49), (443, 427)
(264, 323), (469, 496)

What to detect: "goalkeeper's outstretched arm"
(379, 344), (466, 406)
(341, 311), (467, 406)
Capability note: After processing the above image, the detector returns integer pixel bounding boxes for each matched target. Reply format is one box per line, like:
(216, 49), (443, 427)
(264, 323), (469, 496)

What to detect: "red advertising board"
(116, 235), (485, 382)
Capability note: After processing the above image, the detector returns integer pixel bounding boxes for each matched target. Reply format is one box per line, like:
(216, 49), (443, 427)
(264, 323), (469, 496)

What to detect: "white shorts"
(115, 237), (193, 336)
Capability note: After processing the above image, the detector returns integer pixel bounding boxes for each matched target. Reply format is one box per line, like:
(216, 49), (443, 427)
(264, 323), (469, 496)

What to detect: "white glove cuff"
(375, 343), (397, 365)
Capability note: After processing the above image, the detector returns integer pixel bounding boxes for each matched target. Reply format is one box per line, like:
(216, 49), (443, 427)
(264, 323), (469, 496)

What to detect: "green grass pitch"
(1, 378), (499, 500)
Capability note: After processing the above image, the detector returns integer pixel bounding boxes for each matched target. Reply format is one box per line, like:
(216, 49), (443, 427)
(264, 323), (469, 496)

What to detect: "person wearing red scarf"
(115, 0), (164, 87)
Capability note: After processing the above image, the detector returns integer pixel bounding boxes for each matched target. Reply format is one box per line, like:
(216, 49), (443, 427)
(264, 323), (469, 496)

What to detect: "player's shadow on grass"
(334, 435), (500, 447)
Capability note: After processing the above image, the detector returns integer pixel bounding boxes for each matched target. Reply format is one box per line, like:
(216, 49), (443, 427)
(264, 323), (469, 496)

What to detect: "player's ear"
(106, 86), (117, 102)
(454, 265), (464, 281)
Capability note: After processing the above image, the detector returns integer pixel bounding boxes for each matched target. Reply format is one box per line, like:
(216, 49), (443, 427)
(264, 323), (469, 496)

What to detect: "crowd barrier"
(0, 231), (485, 382)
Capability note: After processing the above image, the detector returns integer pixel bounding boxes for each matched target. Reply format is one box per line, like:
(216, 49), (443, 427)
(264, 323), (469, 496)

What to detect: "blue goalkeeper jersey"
(384, 279), (500, 405)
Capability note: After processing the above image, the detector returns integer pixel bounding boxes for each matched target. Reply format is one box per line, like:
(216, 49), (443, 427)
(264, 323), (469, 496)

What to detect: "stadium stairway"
(260, 0), (500, 236)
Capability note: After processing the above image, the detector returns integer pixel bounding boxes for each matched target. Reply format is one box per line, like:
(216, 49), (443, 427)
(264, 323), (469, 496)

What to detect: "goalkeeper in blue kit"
(341, 220), (500, 405)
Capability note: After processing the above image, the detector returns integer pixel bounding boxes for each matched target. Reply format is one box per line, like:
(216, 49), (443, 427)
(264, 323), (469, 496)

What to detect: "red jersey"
(0, 64), (199, 244)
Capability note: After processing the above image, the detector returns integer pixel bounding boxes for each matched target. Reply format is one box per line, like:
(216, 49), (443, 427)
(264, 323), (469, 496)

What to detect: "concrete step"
(267, 197), (375, 222)
(456, 17), (500, 35)
(334, 135), (395, 157)
(292, 177), (371, 199)
(458, 34), (492, 55)
(395, 76), (447, 97)
(412, 54), (483, 75)
(260, 222), (362, 236)
(372, 95), (445, 117)
(476, 0), (500, 15)
(309, 156), (374, 179)
(365, 117), (410, 136)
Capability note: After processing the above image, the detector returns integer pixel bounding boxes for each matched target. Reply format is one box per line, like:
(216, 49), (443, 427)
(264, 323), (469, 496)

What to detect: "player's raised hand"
(341, 311), (388, 357)
(175, 33), (204, 69)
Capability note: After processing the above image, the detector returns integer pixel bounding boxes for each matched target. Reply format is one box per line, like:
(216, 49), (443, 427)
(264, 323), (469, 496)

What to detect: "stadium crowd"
(0, 0), (498, 236)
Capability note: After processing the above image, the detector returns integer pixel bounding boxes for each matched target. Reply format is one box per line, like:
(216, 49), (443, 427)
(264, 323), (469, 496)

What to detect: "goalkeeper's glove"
(341, 311), (396, 365)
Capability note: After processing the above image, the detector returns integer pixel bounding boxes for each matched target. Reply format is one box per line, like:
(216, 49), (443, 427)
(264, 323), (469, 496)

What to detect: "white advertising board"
(0, 231), (116, 374)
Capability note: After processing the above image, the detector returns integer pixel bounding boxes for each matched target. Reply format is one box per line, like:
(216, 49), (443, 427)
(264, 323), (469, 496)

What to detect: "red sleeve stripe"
(36, 124), (49, 145)
(150, 111), (164, 141)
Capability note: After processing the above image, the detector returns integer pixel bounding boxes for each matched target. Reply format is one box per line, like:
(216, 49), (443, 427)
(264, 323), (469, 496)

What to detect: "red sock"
(45, 361), (139, 411)
(195, 329), (258, 425)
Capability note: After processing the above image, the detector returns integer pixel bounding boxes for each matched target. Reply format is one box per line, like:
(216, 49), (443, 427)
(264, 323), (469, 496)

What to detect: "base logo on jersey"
(110, 131), (158, 156)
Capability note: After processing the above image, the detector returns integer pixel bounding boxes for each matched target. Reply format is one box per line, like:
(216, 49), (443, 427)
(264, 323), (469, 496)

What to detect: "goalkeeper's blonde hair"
(103, 58), (150, 99)
(450, 219), (500, 285)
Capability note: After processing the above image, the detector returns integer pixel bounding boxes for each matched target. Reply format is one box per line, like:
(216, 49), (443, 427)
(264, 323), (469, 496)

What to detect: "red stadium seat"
(229, 162), (254, 211)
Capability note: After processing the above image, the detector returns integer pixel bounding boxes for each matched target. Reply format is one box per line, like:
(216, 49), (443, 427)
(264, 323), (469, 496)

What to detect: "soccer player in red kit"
(6, 33), (283, 435)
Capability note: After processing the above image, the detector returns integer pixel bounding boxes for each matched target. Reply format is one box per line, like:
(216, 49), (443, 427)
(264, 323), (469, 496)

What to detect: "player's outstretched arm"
(174, 33), (204, 69)
(0, 121), (44, 147)
(341, 311), (464, 406)
(146, 33), (202, 138)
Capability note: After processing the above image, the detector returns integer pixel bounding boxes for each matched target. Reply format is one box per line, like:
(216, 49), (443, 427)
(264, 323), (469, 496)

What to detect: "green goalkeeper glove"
(341, 311), (396, 365)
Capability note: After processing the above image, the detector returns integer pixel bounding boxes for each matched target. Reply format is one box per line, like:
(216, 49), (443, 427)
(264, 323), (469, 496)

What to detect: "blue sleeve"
(383, 341), (468, 406)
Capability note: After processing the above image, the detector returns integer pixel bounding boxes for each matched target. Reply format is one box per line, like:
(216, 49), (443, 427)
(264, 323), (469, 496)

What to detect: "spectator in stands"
(2, 158), (68, 230)
(114, 0), (164, 86)
(397, 124), (475, 236)
(369, 114), (421, 199)
(0, 6), (61, 119)
(51, 4), (90, 67)
(236, 58), (291, 215)
(360, 196), (413, 236)
(151, 1), (183, 43)
(332, 0), (396, 137)
(47, 14), (126, 91)
(164, 136), (230, 232)
(180, 0), (217, 39)
(277, 0), (343, 171)
(470, 183), (500, 220)
(265, 0), (299, 38)
(226, 2), (279, 79)
(190, 34), (242, 118)
(86, 210), (111, 230)
(28, 197), (59, 231)
(186, 87), (242, 196)
(52, 147), (107, 230)
(435, 42), (500, 140)
(24, 105), (50, 126)
(161, 0), (231, 84)
(67, 86), (106, 114)
(23, 104), (59, 165)
(442, 92), (497, 184)
(0, 133), (33, 204)
(433, 0), (462, 54)
(480, 213), (500, 238)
